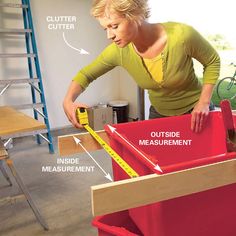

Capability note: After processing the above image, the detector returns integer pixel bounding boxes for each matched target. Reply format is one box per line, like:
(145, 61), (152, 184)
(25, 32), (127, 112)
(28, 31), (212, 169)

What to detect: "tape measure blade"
(83, 125), (138, 178)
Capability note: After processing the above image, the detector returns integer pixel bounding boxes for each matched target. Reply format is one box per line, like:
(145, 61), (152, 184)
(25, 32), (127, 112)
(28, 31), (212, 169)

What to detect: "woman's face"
(98, 12), (139, 48)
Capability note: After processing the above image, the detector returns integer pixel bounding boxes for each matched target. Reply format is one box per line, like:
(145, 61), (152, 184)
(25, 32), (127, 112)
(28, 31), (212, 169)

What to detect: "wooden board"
(91, 157), (236, 216)
(0, 106), (46, 136)
(58, 130), (109, 156)
(0, 141), (8, 159)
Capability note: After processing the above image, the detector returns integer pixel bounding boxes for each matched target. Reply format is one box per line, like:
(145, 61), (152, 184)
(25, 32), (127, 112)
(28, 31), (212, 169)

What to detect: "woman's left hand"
(191, 102), (210, 132)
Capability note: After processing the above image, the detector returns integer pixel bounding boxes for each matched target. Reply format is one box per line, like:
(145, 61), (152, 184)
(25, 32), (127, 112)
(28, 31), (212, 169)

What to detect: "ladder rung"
(0, 78), (39, 84)
(0, 3), (28, 8)
(0, 53), (36, 58)
(11, 103), (44, 110)
(0, 28), (32, 34)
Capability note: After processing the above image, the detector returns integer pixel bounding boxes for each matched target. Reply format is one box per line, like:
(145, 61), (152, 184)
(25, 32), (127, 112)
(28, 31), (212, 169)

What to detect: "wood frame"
(91, 157), (236, 216)
(58, 130), (109, 156)
(57, 130), (236, 217)
(0, 141), (8, 159)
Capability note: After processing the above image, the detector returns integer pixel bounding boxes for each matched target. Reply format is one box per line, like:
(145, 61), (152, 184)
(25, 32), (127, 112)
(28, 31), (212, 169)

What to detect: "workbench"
(0, 106), (48, 230)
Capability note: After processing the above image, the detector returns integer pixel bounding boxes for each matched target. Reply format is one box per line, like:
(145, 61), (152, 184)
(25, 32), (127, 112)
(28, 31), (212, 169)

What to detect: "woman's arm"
(63, 43), (120, 128)
(184, 24), (220, 132)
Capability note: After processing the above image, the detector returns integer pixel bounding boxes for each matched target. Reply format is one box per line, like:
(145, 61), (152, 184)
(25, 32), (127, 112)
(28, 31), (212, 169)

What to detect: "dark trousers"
(149, 102), (215, 119)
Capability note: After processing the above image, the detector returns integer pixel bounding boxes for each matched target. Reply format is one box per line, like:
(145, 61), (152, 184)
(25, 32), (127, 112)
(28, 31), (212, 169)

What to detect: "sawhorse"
(0, 140), (48, 230)
(0, 106), (49, 230)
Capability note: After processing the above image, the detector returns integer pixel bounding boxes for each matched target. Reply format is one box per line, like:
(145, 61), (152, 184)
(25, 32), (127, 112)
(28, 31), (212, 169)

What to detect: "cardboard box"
(88, 106), (113, 130)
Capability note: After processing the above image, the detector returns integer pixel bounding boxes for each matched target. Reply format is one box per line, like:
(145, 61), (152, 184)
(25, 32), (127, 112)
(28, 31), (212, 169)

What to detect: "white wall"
(31, 0), (121, 128)
(118, 68), (138, 120)
(0, 0), (138, 128)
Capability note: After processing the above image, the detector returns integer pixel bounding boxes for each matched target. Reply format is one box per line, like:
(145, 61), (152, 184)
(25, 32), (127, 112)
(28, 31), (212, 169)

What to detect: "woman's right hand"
(63, 81), (88, 128)
(63, 100), (89, 128)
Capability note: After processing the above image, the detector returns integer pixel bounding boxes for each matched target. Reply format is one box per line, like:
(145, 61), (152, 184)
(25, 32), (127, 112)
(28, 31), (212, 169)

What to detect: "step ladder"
(0, 0), (54, 153)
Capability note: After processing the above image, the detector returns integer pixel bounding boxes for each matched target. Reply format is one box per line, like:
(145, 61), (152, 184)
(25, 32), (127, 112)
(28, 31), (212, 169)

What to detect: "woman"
(63, 0), (220, 132)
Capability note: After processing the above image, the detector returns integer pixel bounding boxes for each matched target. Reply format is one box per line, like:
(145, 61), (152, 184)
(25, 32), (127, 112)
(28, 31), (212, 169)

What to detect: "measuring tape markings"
(76, 108), (139, 178)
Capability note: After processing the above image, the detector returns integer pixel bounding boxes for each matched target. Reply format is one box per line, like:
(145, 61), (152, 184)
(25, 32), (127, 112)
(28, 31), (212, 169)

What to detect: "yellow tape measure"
(76, 108), (139, 178)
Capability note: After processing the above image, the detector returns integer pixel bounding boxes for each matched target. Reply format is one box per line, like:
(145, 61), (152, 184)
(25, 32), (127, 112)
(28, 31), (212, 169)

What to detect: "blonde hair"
(91, 0), (150, 21)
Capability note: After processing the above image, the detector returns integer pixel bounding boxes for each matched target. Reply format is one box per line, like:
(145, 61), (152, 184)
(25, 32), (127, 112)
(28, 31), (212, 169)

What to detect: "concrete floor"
(0, 131), (113, 236)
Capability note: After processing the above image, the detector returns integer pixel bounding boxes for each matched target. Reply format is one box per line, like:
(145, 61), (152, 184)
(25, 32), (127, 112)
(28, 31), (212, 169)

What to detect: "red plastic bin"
(92, 210), (143, 236)
(105, 111), (236, 236)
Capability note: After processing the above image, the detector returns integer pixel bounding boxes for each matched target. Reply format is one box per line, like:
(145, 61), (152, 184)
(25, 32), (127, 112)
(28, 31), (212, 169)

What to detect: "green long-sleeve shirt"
(73, 22), (220, 116)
